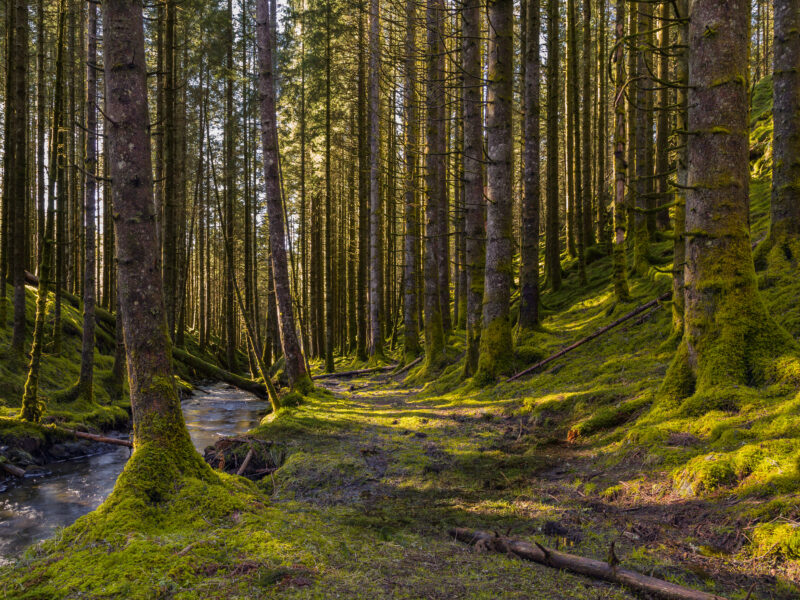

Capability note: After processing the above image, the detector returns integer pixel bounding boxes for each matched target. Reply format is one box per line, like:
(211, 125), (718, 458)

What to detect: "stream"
(0, 383), (268, 565)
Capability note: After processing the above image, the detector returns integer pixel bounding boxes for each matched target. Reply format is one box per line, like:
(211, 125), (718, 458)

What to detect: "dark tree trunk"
(403, 0), (421, 362)
(519, 0), (540, 330)
(672, 0), (688, 331)
(462, 0), (485, 376)
(368, 0), (384, 359)
(611, 0), (630, 302)
(476, 0), (514, 381)
(356, 9), (369, 362)
(545, 0), (561, 291)
(256, 0), (312, 391)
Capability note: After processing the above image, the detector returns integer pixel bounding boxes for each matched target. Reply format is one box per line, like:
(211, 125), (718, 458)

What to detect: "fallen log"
(60, 428), (133, 448)
(312, 364), (399, 380)
(506, 292), (671, 383)
(392, 355), (423, 376)
(450, 528), (727, 600)
(0, 460), (26, 477)
(172, 347), (268, 398)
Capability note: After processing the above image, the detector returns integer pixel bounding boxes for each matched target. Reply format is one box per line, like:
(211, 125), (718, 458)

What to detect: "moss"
(475, 316), (514, 384)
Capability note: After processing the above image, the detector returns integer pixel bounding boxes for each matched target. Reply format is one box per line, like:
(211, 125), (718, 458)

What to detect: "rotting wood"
(172, 347), (268, 398)
(450, 528), (728, 600)
(506, 292), (670, 382)
(312, 364), (398, 380)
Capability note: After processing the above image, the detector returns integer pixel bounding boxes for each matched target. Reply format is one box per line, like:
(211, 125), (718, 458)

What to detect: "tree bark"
(519, 0), (540, 330)
(770, 0), (800, 239)
(462, 0), (485, 376)
(403, 0), (421, 362)
(662, 0), (795, 400)
(611, 0), (630, 302)
(102, 0), (195, 455)
(256, 0), (312, 392)
(368, 0), (384, 359)
(78, 0), (98, 400)
(476, 0), (514, 381)
(545, 0), (561, 291)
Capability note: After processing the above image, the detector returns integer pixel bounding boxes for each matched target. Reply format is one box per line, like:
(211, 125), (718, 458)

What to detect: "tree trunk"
(78, 0), (98, 400)
(424, 0), (446, 370)
(672, 0), (688, 331)
(256, 0), (312, 392)
(581, 0), (594, 249)
(368, 0), (384, 359)
(632, 0), (651, 274)
(476, 0), (513, 381)
(102, 0), (196, 457)
(545, 0), (561, 291)
(403, 0), (421, 362)
(661, 0), (795, 400)
(769, 0), (800, 240)
(325, 0), (335, 372)
(611, 0), (630, 302)
(519, 0), (540, 330)
(357, 9), (369, 362)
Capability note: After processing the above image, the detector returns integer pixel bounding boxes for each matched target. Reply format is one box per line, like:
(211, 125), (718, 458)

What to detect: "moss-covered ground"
(1, 76), (798, 598)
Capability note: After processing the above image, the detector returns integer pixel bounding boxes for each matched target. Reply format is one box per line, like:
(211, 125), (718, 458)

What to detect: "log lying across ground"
(312, 364), (399, 380)
(172, 347), (268, 398)
(0, 460), (26, 477)
(506, 292), (671, 383)
(392, 355), (423, 376)
(450, 529), (727, 600)
(59, 428), (134, 448)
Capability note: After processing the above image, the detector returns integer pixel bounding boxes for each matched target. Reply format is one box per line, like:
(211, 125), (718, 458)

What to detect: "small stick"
(236, 447), (255, 476)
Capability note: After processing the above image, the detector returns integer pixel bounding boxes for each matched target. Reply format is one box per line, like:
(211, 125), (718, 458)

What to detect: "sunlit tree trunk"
(545, 0), (561, 291)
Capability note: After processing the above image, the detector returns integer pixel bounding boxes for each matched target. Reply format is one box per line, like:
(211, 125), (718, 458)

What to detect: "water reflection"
(0, 383), (267, 563)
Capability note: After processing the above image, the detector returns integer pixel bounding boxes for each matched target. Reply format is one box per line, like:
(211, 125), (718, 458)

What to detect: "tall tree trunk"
(769, 0), (800, 241)
(654, 0), (670, 232)
(632, 0), (651, 274)
(163, 0), (177, 338)
(256, 0), (312, 391)
(568, 0), (586, 285)
(581, 0), (594, 248)
(9, 0), (29, 354)
(356, 9), (369, 362)
(403, 0), (421, 362)
(224, 0), (237, 370)
(672, 0), (688, 331)
(36, 0), (45, 273)
(462, 0), (484, 376)
(476, 0), (513, 381)
(368, 0), (384, 359)
(661, 0), (795, 401)
(519, 0), (540, 330)
(21, 0), (65, 422)
(611, 0), (630, 302)
(78, 0), (98, 400)
(545, 0), (561, 291)
(325, 0), (335, 372)
(424, 0), (445, 370)
(102, 0), (197, 458)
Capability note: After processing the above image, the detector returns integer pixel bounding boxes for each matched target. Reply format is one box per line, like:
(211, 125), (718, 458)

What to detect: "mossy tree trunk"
(770, 0), (800, 241)
(476, 0), (513, 382)
(356, 9), (369, 363)
(672, 0), (689, 332)
(256, 0), (312, 392)
(632, 0), (651, 274)
(580, 0), (594, 250)
(21, 0), (66, 423)
(519, 0), (540, 331)
(102, 0), (195, 456)
(662, 0), (796, 400)
(403, 0), (421, 363)
(462, 0), (485, 376)
(544, 0), (561, 292)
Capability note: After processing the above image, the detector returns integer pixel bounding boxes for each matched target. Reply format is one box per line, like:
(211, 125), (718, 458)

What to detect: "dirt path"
(247, 374), (769, 599)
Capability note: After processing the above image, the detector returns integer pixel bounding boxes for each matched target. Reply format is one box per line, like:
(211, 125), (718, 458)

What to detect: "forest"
(0, 0), (798, 597)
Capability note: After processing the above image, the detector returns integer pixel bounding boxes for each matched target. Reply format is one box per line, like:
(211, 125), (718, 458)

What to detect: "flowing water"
(0, 383), (268, 564)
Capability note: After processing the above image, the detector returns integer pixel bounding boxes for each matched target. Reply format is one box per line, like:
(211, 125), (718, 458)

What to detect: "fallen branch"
(393, 355), (423, 376)
(0, 461), (26, 477)
(312, 364), (398, 380)
(60, 428), (133, 448)
(236, 447), (255, 476)
(172, 347), (268, 398)
(450, 528), (727, 600)
(506, 292), (671, 382)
